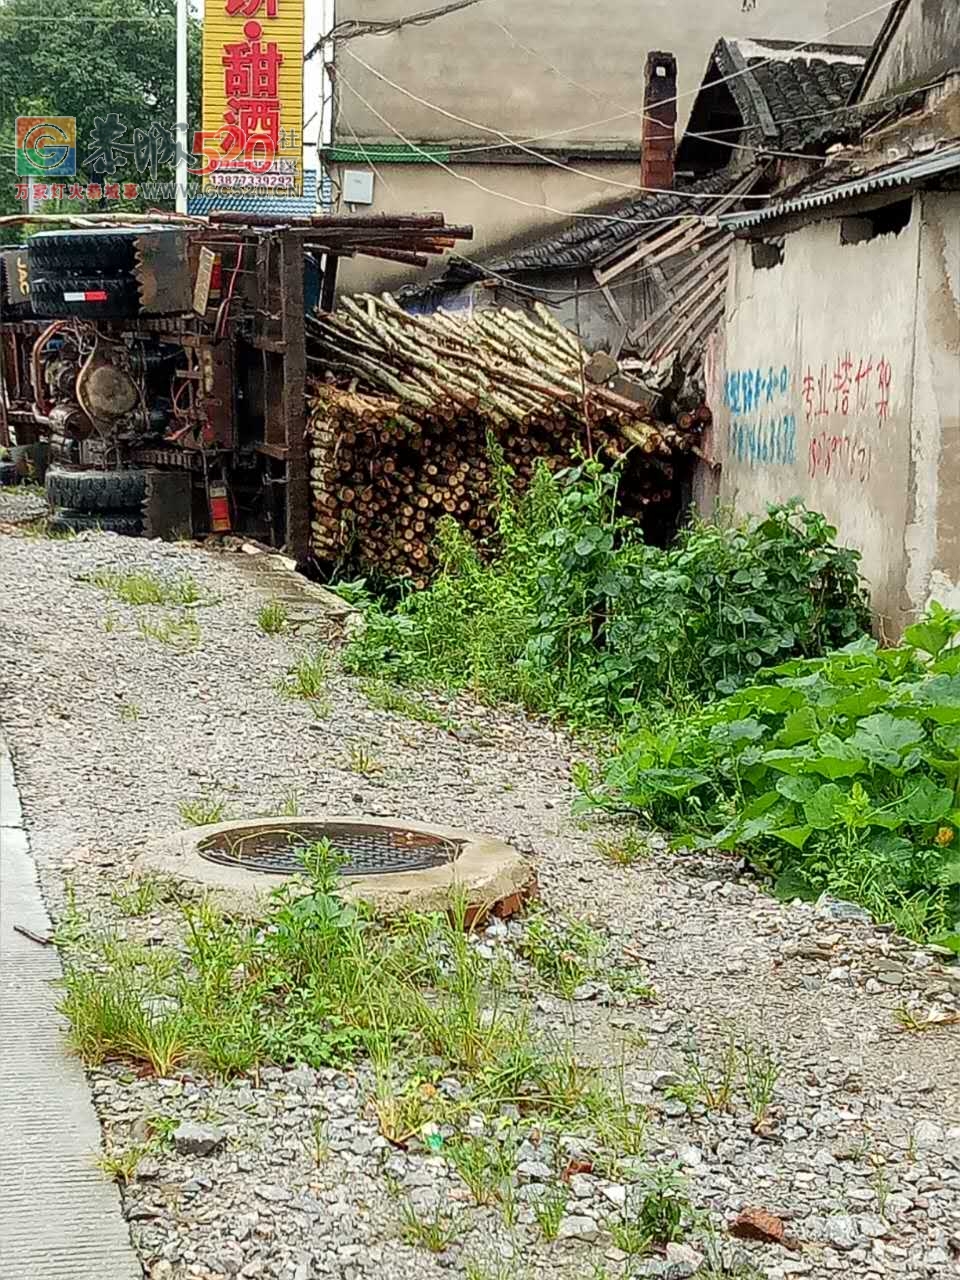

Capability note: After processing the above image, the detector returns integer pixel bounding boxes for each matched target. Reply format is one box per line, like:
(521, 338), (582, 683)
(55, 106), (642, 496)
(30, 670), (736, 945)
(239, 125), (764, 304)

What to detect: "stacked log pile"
(306, 293), (709, 583)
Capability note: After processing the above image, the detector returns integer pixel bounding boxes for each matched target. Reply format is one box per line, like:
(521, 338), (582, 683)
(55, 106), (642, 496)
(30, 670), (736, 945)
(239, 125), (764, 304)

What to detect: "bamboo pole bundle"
(305, 293), (707, 576)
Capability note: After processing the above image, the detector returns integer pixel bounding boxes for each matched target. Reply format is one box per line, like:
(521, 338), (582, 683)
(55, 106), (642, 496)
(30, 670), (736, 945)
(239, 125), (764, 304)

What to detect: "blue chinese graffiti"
(724, 364), (795, 467)
(730, 415), (797, 466)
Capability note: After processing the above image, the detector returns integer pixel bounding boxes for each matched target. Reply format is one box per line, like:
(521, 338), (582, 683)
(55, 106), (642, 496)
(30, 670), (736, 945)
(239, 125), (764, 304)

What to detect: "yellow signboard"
(200, 0), (303, 194)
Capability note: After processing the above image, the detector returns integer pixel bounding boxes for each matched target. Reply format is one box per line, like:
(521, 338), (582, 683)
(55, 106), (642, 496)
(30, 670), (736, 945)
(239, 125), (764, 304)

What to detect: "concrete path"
(0, 737), (141, 1280)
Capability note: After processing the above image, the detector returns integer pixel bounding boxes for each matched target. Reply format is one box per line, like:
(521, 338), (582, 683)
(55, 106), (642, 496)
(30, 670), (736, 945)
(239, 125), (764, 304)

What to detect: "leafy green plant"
(257, 601), (289, 635)
(583, 605), (960, 944)
(625, 1164), (692, 1248)
(344, 454), (869, 726)
(178, 793), (227, 827)
(118, 701), (141, 722)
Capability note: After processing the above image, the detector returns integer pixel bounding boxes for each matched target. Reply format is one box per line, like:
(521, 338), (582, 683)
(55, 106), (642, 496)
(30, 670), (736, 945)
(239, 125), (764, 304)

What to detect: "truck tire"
(0, 460), (19, 486)
(30, 274), (140, 319)
(28, 229), (138, 273)
(48, 508), (142, 536)
(45, 466), (147, 512)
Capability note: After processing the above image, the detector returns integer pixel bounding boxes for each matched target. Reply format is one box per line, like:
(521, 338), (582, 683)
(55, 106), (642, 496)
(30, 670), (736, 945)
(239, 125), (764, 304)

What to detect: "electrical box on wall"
(342, 170), (375, 205)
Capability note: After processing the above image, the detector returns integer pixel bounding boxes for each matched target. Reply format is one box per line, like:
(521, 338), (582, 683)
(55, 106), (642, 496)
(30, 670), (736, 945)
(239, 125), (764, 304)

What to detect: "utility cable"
(343, 47), (776, 200)
(338, 0), (898, 178)
(337, 72), (718, 232)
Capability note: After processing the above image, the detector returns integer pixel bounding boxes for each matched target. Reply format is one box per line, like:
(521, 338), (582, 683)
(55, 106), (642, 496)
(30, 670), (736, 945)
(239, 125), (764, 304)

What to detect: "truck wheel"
(30, 274), (140, 319)
(45, 466), (147, 512)
(48, 508), (143, 536)
(28, 230), (138, 272)
(0, 460), (19, 486)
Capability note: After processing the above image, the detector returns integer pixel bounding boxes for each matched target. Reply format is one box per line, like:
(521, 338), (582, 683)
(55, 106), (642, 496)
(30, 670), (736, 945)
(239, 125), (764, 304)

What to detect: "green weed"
(277, 651), (331, 706)
(137, 614), (201, 649)
(20, 519), (76, 541)
(178, 793), (227, 827)
(517, 911), (603, 998)
(345, 744), (383, 775)
(532, 1184), (567, 1241)
(257, 601), (289, 635)
(594, 831), (648, 866)
(110, 877), (163, 917)
(668, 1035), (740, 1114)
(742, 1039), (781, 1128)
(398, 1200), (460, 1253)
(97, 1142), (148, 1184)
(448, 1135), (516, 1205)
(88, 569), (202, 607)
(118, 701), (141, 722)
(360, 678), (454, 729)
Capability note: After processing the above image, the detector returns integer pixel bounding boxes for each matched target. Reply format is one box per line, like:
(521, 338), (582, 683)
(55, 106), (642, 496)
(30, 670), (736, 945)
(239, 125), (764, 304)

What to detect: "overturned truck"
(0, 212), (471, 552)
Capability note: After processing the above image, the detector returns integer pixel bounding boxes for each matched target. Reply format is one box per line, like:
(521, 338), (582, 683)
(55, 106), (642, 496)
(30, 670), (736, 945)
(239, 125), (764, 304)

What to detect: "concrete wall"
(905, 191), (960, 616)
(861, 0), (960, 102)
(336, 0), (883, 143)
(714, 192), (960, 636)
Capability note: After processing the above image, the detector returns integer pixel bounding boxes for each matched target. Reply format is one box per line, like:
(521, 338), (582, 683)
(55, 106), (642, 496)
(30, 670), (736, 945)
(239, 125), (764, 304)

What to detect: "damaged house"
(399, 37), (870, 372)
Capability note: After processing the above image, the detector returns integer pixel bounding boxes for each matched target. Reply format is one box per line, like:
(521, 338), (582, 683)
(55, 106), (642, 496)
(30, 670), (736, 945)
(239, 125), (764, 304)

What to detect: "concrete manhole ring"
(134, 815), (538, 921)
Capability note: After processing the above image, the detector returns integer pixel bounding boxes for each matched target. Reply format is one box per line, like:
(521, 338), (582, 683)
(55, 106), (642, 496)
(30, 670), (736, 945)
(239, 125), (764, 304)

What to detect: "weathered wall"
(714, 192), (960, 635)
(336, 0), (882, 143)
(906, 192), (960, 616)
(716, 206), (920, 633)
(861, 0), (960, 102)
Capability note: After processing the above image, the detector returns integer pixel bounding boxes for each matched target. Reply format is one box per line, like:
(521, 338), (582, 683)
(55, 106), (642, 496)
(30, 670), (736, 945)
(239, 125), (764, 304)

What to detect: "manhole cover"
(198, 821), (462, 878)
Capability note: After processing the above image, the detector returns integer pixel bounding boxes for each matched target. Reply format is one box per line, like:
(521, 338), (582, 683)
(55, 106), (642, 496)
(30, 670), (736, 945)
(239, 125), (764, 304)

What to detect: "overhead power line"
(307, 0), (488, 61)
(336, 0), (898, 171)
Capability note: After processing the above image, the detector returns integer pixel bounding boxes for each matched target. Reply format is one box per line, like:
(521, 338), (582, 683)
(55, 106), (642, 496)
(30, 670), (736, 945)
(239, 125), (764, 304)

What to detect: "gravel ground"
(0, 484), (48, 525)
(0, 528), (958, 1280)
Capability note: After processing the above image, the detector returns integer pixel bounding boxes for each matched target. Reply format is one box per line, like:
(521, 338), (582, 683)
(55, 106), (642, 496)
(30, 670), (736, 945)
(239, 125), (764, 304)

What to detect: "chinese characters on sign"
(802, 351), (894, 485)
(723, 364), (797, 468)
(201, 0), (303, 193)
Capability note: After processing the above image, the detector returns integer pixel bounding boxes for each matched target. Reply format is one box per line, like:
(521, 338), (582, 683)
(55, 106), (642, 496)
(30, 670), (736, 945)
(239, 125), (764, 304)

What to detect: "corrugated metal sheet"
(720, 144), (960, 228)
(187, 169), (318, 217)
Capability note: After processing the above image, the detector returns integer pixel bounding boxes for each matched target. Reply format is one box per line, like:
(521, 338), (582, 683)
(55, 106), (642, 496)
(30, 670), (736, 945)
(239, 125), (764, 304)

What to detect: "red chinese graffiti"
(808, 432), (872, 485)
(802, 353), (893, 430)
(801, 351), (894, 484)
